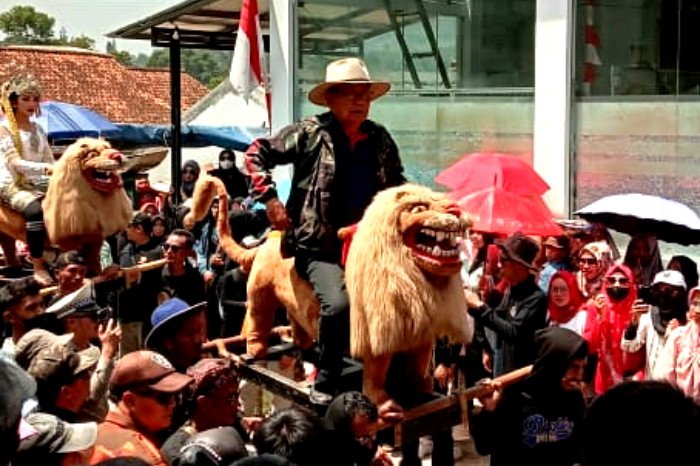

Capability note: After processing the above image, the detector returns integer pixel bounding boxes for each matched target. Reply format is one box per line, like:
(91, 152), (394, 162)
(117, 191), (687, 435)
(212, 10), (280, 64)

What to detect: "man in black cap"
(46, 284), (122, 422)
(465, 232), (548, 377)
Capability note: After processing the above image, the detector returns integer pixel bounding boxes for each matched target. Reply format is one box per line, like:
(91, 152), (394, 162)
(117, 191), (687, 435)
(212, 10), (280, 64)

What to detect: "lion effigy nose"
(105, 150), (123, 164)
(443, 202), (461, 217)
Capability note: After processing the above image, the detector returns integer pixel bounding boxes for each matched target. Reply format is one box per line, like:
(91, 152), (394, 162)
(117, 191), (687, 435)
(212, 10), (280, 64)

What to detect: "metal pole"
(170, 29), (183, 205)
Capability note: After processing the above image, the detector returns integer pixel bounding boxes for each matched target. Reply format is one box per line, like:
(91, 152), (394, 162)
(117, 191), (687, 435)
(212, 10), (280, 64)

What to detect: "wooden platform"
(211, 337), (467, 446)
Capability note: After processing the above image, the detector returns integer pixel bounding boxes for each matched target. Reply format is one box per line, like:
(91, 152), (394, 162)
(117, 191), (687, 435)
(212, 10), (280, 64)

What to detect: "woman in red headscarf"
(548, 270), (597, 341)
(593, 263), (643, 393)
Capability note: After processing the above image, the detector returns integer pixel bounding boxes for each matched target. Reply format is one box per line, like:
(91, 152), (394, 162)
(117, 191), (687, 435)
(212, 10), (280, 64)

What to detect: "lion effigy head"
(346, 184), (474, 358)
(43, 138), (133, 249)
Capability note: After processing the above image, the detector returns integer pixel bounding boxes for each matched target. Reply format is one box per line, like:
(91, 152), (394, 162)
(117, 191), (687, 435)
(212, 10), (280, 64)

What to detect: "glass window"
(575, 0), (700, 97)
(573, 0), (700, 260)
(296, 0), (536, 188)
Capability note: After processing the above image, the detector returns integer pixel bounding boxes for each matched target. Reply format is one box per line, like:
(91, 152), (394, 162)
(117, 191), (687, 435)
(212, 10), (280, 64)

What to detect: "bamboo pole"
(39, 258), (169, 297)
(392, 364), (533, 446)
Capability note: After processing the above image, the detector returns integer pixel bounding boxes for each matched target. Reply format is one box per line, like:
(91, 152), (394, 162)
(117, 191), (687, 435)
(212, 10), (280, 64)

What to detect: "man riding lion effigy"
(0, 74), (132, 281)
(187, 175), (474, 407)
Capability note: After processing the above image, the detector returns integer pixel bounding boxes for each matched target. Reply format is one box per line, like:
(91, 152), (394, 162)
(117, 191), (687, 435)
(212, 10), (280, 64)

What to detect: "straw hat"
(308, 57), (390, 107)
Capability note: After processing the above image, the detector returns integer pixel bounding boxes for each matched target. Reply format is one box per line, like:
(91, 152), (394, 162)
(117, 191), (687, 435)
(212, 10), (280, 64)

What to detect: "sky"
(2, 0), (178, 55)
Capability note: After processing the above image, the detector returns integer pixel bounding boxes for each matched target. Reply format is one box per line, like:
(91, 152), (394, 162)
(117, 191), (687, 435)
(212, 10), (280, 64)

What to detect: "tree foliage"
(0, 5), (54, 44)
(0, 5), (94, 49)
(1, 6), (225, 88)
(147, 49), (230, 89)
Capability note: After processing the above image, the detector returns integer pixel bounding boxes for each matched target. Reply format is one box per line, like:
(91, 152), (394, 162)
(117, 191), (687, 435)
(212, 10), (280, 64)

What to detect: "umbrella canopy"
(35, 101), (119, 140)
(456, 186), (563, 236)
(436, 152), (550, 196)
(575, 193), (700, 245)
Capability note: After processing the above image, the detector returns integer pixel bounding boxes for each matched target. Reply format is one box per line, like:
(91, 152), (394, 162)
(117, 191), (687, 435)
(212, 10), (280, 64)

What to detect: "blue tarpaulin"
(113, 124), (265, 152)
(35, 100), (120, 140)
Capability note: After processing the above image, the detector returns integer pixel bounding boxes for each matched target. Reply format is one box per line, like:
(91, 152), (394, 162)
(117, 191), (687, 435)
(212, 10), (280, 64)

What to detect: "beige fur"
(346, 184), (474, 403)
(0, 138), (132, 272)
(43, 138), (133, 247)
(186, 175), (318, 353)
(188, 177), (473, 405)
(347, 184), (473, 358)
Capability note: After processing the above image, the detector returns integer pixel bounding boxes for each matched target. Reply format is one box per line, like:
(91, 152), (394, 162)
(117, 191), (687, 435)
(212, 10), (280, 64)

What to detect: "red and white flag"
(230, 0), (270, 120)
(582, 0), (602, 95)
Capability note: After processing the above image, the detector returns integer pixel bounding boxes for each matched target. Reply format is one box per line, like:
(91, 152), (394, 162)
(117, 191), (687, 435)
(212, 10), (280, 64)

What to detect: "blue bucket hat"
(145, 298), (206, 348)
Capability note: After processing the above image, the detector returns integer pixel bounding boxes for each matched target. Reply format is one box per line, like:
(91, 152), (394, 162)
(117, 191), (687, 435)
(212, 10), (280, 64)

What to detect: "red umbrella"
(436, 152), (549, 196)
(456, 186), (563, 236)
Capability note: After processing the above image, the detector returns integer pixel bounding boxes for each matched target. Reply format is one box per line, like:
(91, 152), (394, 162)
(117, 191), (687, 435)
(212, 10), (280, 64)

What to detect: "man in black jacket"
(245, 57), (405, 398)
(465, 232), (548, 377)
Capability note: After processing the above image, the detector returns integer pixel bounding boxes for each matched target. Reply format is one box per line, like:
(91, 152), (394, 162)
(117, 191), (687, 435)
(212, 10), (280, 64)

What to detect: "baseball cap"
(652, 270), (687, 289)
(145, 298), (206, 349)
(17, 412), (97, 456)
(15, 329), (99, 381)
(110, 350), (192, 394)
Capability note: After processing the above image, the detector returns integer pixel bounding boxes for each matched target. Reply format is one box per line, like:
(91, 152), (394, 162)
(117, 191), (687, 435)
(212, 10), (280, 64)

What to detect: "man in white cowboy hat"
(245, 57), (406, 400)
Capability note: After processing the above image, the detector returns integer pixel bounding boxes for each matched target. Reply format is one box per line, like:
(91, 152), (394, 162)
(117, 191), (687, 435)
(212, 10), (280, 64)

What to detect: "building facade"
(266, 0), (699, 220)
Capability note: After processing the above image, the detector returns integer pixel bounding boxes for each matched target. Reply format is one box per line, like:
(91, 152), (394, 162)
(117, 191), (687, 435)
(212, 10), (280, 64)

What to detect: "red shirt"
(90, 405), (166, 466)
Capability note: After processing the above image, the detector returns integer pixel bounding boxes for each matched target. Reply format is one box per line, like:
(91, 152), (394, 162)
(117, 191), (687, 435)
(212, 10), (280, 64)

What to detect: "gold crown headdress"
(0, 73), (43, 158)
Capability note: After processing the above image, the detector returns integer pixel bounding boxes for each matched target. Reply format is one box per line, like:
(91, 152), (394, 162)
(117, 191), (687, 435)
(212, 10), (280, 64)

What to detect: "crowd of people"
(454, 226), (700, 465)
(2, 57), (700, 466)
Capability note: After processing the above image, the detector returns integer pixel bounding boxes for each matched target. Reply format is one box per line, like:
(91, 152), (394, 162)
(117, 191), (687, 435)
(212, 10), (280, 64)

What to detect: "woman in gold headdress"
(0, 74), (55, 285)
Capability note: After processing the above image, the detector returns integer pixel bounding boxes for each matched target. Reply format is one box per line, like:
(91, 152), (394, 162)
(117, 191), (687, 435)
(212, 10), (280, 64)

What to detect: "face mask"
(606, 286), (630, 301)
(220, 160), (235, 170)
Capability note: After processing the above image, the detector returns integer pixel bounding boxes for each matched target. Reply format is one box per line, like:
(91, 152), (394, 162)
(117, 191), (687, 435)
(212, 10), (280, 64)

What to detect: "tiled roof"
(0, 45), (209, 124)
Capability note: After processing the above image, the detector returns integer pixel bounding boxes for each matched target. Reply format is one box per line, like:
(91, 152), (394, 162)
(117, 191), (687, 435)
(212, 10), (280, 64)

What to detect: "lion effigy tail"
(186, 174), (259, 270)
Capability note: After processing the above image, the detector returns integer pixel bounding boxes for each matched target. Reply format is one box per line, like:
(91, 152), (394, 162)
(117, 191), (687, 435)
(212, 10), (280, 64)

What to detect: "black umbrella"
(575, 193), (700, 245)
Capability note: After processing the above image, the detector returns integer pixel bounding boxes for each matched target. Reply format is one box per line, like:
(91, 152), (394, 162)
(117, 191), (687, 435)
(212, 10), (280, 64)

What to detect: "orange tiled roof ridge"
(0, 45), (209, 124)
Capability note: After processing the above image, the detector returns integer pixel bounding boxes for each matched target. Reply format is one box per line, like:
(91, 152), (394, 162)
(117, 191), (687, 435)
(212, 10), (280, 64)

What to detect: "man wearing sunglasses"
(92, 350), (192, 466)
(160, 229), (205, 307)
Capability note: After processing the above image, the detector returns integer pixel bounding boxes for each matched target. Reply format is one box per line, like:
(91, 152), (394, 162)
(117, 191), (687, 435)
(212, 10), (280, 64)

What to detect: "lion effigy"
(186, 175), (473, 404)
(0, 138), (133, 273)
(345, 184), (474, 403)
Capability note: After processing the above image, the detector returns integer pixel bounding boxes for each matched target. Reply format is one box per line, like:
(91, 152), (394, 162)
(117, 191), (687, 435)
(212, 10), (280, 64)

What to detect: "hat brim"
(148, 371), (193, 393)
(308, 81), (391, 107)
(75, 347), (100, 376)
(495, 241), (538, 271)
(57, 421), (97, 454)
(144, 302), (206, 349)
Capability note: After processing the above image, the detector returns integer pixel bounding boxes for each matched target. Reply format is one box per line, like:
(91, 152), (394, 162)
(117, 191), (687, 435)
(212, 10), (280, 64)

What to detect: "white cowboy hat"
(308, 57), (391, 107)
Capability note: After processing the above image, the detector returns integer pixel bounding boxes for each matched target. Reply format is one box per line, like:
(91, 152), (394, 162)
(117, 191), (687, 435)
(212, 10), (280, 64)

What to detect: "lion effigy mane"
(346, 184), (473, 403)
(187, 176), (473, 404)
(0, 138), (133, 273)
(347, 184), (473, 358)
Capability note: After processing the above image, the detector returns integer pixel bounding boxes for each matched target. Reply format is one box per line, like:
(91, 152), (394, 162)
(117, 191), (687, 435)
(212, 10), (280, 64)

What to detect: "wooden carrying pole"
(392, 364), (533, 447)
(39, 259), (169, 297)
